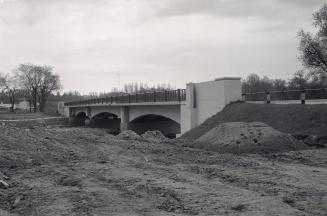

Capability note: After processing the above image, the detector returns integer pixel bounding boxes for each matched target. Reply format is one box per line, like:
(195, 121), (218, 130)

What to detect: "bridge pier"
(120, 106), (129, 132)
(68, 107), (76, 125)
(85, 107), (92, 125)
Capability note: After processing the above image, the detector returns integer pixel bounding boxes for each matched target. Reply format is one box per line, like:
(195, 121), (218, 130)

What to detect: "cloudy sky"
(0, 0), (325, 93)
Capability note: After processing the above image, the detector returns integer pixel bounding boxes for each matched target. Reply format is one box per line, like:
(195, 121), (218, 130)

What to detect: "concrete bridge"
(59, 78), (241, 137)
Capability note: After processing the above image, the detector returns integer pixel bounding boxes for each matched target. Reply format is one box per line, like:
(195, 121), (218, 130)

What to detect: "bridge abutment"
(181, 77), (241, 134)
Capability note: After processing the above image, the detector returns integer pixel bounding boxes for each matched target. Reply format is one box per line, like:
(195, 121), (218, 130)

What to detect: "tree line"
(0, 63), (61, 112)
(243, 3), (327, 93)
(242, 70), (327, 93)
(85, 82), (175, 99)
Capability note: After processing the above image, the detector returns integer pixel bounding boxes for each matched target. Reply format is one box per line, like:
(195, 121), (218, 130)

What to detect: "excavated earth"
(0, 126), (327, 216)
(187, 122), (308, 154)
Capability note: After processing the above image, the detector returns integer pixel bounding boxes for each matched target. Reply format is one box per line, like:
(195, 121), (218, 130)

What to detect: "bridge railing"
(244, 88), (327, 101)
(64, 89), (186, 106)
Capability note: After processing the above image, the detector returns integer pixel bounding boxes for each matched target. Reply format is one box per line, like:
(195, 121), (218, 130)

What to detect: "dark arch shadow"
(129, 114), (180, 138)
(90, 112), (121, 134)
(71, 112), (87, 126)
(77, 112), (87, 118)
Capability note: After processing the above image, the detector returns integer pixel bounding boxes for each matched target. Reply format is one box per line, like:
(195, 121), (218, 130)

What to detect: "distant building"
(16, 99), (30, 110)
(0, 98), (31, 111)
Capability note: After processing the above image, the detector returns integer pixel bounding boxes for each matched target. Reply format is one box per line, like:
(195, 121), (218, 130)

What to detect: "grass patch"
(182, 103), (327, 140)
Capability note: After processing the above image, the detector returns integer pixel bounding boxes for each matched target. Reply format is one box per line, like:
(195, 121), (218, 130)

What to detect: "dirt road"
(0, 126), (326, 215)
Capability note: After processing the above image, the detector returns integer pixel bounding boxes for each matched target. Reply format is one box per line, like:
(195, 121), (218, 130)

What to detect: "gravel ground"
(0, 126), (326, 215)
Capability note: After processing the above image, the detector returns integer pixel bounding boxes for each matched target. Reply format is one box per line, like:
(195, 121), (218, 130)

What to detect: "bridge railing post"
(153, 91), (156, 102)
(301, 90), (306, 104)
(266, 91), (271, 104)
(320, 88), (324, 99)
(164, 90), (168, 101)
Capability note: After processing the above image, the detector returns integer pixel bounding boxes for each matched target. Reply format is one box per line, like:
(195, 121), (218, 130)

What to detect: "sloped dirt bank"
(182, 103), (327, 140)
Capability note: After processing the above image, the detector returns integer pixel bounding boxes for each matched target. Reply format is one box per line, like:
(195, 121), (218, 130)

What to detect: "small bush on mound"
(117, 130), (142, 140)
(142, 130), (168, 142)
(185, 122), (308, 154)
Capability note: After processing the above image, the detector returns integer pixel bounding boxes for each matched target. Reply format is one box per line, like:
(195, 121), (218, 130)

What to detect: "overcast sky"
(0, 0), (325, 93)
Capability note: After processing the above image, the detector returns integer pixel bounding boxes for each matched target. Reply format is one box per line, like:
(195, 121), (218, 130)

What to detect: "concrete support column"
(68, 107), (76, 125)
(181, 83), (198, 134)
(85, 107), (92, 126)
(120, 106), (130, 132)
(69, 107), (75, 117)
(86, 107), (91, 118)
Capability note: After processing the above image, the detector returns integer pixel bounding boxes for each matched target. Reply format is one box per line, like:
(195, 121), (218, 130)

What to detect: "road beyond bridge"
(59, 78), (241, 137)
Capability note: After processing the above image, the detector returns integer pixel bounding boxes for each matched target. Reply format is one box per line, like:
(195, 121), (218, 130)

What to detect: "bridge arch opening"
(72, 112), (87, 126)
(90, 112), (121, 133)
(129, 114), (180, 138)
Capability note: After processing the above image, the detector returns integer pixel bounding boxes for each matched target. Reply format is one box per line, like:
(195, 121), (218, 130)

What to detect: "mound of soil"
(117, 130), (142, 140)
(186, 122), (308, 154)
(142, 130), (168, 142)
(182, 103), (327, 140)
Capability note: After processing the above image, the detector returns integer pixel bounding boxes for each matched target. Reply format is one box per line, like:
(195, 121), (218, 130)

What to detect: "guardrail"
(64, 89), (186, 106)
(243, 88), (327, 103)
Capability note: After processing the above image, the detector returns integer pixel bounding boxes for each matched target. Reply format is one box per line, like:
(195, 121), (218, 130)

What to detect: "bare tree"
(122, 82), (175, 94)
(288, 70), (308, 90)
(0, 73), (20, 112)
(15, 63), (61, 113)
(38, 66), (61, 112)
(15, 63), (42, 112)
(298, 4), (327, 79)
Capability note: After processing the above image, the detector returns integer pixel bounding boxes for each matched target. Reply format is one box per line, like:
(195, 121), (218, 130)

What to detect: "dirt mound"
(182, 103), (327, 140)
(142, 130), (168, 142)
(117, 130), (142, 140)
(186, 122), (308, 154)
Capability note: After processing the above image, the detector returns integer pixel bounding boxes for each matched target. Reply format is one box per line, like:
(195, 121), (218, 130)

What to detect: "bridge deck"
(65, 89), (186, 107)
